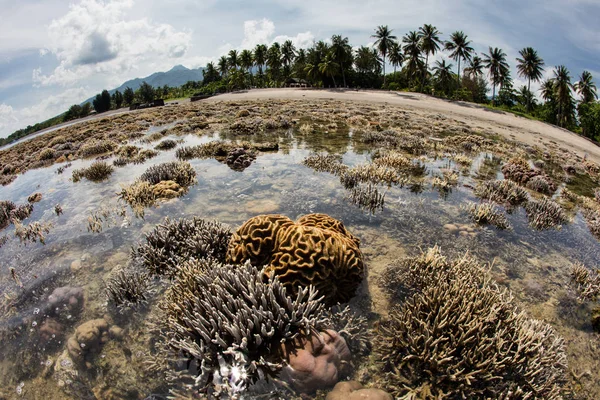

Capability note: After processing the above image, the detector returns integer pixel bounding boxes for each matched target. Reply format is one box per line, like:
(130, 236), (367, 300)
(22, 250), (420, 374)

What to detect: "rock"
(236, 109), (250, 118)
(326, 381), (393, 400)
(278, 329), (352, 394)
(67, 318), (110, 366)
(70, 260), (82, 272)
(443, 223), (458, 232)
(27, 192), (43, 203)
(108, 325), (124, 340)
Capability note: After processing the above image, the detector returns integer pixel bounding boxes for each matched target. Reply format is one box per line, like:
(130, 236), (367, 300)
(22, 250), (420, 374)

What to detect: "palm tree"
(433, 59), (454, 95)
(388, 41), (403, 75)
(464, 55), (484, 78)
(218, 56), (228, 77)
(482, 47), (509, 105)
(553, 65), (575, 128)
(515, 47), (545, 92)
(372, 25), (397, 86)
(517, 86), (537, 111)
(253, 44), (268, 86)
(240, 50), (253, 75)
(266, 43), (282, 84)
(281, 40), (296, 66)
(354, 46), (381, 75)
(203, 62), (219, 84)
(228, 50), (239, 70)
(402, 31), (423, 87)
(294, 48), (308, 78)
(540, 79), (555, 102)
(445, 31), (474, 87)
(331, 35), (352, 87)
(319, 52), (340, 87)
(574, 70), (598, 103)
(418, 24), (443, 90)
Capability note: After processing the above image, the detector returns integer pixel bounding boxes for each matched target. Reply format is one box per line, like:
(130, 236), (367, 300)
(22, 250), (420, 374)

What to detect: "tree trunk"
(492, 84), (496, 106)
(383, 55), (386, 86)
(331, 72), (337, 88)
(457, 58), (461, 88)
(421, 53), (429, 92)
(341, 62), (346, 88)
(527, 77), (531, 112)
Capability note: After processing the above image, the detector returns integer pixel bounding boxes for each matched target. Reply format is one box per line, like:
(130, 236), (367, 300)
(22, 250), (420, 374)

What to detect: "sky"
(0, 0), (599, 138)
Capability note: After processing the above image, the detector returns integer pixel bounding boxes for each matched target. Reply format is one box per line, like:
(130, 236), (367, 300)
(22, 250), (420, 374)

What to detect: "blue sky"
(0, 0), (599, 138)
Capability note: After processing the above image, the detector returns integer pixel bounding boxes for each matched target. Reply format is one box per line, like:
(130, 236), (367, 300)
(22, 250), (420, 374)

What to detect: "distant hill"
(82, 64), (204, 104)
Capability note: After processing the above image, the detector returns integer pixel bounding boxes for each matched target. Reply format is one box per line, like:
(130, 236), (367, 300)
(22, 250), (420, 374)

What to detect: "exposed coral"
(303, 154), (349, 175)
(79, 139), (117, 158)
(326, 381), (393, 400)
(361, 130), (399, 147)
(72, 161), (114, 183)
(14, 221), (52, 244)
(463, 201), (510, 229)
(9, 203), (33, 222)
(226, 148), (256, 171)
(570, 263), (600, 302)
(157, 261), (328, 396)
(526, 174), (553, 194)
(375, 247), (567, 399)
(132, 216), (231, 277)
(227, 214), (364, 305)
(349, 184), (385, 213)
(475, 179), (529, 206)
(151, 180), (183, 198)
(27, 192), (42, 203)
(139, 161), (196, 187)
(154, 139), (178, 151)
(38, 148), (56, 161)
(0, 200), (16, 230)
(502, 157), (536, 185)
(525, 197), (568, 230)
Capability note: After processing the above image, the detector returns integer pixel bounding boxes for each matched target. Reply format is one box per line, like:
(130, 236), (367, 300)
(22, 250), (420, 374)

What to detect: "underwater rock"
(278, 329), (351, 394)
(38, 318), (64, 347)
(227, 213), (364, 304)
(27, 192), (42, 203)
(326, 381), (393, 400)
(47, 286), (84, 319)
(66, 318), (111, 368)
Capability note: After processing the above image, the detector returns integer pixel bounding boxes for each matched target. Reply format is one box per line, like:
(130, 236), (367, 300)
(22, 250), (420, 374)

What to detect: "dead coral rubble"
(375, 247), (567, 399)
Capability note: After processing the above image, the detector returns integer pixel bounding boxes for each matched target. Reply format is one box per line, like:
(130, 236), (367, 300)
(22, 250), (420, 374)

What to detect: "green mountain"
(83, 64), (204, 104)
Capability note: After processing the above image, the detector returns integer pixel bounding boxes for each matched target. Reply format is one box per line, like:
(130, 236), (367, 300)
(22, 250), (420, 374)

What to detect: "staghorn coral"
(79, 139), (117, 158)
(502, 157), (535, 185)
(375, 247), (567, 399)
(38, 148), (56, 161)
(0, 200), (16, 230)
(227, 214), (364, 305)
(475, 179), (529, 206)
(303, 154), (349, 175)
(463, 201), (510, 229)
(14, 221), (52, 244)
(132, 216), (231, 277)
(105, 269), (151, 310)
(139, 161), (196, 187)
(525, 197), (568, 230)
(154, 139), (178, 151)
(9, 203), (33, 223)
(361, 130), (399, 147)
(72, 161), (114, 182)
(526, 174), (554, 194)
(570, 263), (600, 302)
(349, 184), (385, 214)
(118, 181), (157, 217)
(157, 261), (329, 396)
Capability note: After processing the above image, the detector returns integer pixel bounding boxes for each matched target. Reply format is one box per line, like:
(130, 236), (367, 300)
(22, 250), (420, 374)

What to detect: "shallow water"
(1, 123), (599, 399)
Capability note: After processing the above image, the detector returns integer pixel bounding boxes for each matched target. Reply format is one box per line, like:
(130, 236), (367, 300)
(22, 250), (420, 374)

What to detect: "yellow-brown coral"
(226, 214), (364, 304)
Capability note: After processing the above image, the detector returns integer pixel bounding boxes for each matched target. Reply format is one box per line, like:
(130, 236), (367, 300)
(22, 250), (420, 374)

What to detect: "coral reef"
(502, 157), (556, 193)
(375, 247), (567, 399)
(525, 197), (568, 230)
(14, 221), (52, 244)
(157, 261), (328, 396)
(132, 217), (231, 277)
(27, 192), (42, 203)
(154, 139), (177, 151)
(227, 214), (364, 304)
(571, 263), (600, 302)
(326, 381), (393, 400)
(72, 161), (114, 183)
(463, 201), (510, 229)
(303, 154), (349, 175)
(278, 329), (351, 393)
(79, 139), (117, 158)
(38, 148), (56, 161)
(526, 174), (554, 194)
(349, 184), (385, 213)
(475, 179), (529, 206)
(226, 148), (256, 171)
(139, 161), (196, 187)
(66, 318), (121, 368)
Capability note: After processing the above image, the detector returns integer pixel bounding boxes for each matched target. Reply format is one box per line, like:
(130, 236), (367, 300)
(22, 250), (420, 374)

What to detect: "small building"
(285, 78), (311, 88)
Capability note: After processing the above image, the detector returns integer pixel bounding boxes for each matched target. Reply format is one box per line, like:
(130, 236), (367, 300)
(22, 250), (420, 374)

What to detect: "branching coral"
(571, 263), (600, 302)
(132, 216), (231, 277)
(303, 154), (349, 175)
(154, 139), (178, 151)
(79, 139), (117, 158)
(227, 214), (364, 305)
(14, 221), (52, 244)
(463, 201), (511, 230)
(72, 161), (114, 182)
(105, 269), (151, 310)
(525, 197), (568, 230)
(475, 179), (529, 206)
(38, 148), (55, 161)
(139, 161), (196, 187)
(375, 247), (567, 399)
(157, 261), (329, 396)
(349, 184), (385, 214)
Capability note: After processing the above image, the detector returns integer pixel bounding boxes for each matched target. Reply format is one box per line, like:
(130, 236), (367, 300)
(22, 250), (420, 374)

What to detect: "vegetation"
(3, 23), (599, 147)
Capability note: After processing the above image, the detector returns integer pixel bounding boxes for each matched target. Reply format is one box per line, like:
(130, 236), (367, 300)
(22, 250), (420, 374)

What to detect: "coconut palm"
(464, 56), (484, 78)
(354, 46), (381, 75)
(254, 44), (267, 75)
(319, 52), (339, 87)
(388, 41), (404, 75)
(239, 50), (254, 75)
(281, 40), (296, 66)
(218, 56), (228, 77)
(574, 70), (598, 103)
(445, 31), (474, 87)
(433, 59), (454, 95)
(304, 63), (320, 82)
(553, 65), (575, 128)
(228, 50), (239, 70)
(203, 62), (219, 84)
(515, 47), (545, 92)
(331, 34), (352, 87)
(482, 47), (510, 105)
(403, 31), (423, 87)
(517, 86), (537, 110)
(372, 25), (397, 85)
(418, 24), (443, 90)
(540, 79), (555, 102)
(266, 43), (282, 84)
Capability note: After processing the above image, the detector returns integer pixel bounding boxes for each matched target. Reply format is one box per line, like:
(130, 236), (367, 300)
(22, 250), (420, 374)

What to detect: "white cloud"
(33, 0), (192, 87)
(0, 87), (90, 136)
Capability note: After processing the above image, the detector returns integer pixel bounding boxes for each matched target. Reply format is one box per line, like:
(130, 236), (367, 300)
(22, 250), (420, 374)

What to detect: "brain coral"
(226, 214), (363, 304)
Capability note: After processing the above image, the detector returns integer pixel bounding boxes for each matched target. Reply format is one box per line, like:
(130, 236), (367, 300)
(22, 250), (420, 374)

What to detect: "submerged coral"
(227, 214), (364, 305)
(132, 217), (231, 277)
(375, 247), (567, 399)
(154, 139), (178, 151)
(105, 270), (151, 310)
(303, 154), (349, 175)
(157, 261), (328, 396)
(139, 161), (196, 187)
(475, 179), (529, 207)
(349, 184), (385, 214)
(571, 263), (600, 302)
(14, 221), (52, 244)
(525, 197), (568, 230)
(326, 381), (393, 400)
(463, 201), (511, 229)
(226, 148), (256, 171)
